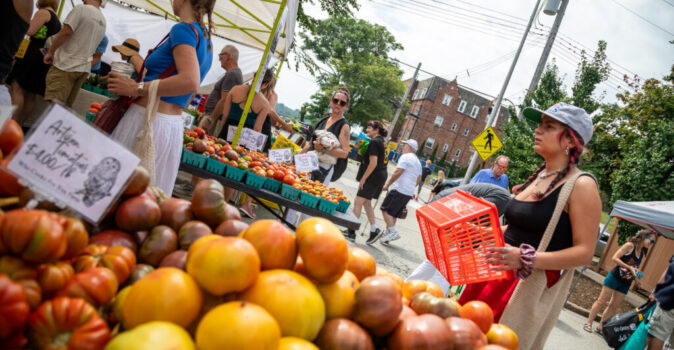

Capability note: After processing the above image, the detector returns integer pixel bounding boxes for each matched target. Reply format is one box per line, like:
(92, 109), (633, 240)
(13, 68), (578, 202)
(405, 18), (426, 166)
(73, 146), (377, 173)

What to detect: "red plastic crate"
(416, 190), (507, 285)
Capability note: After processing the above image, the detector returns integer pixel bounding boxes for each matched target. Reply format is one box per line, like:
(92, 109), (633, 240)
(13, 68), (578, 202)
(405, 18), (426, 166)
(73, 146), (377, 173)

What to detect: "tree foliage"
(438, 151), (448, 167)
(296, 0), (359, 33)
(429, 144), (438, 162)
(417, 138), (427, 158)
(297, 16), (406, 126)
(571, 40), (610, 113)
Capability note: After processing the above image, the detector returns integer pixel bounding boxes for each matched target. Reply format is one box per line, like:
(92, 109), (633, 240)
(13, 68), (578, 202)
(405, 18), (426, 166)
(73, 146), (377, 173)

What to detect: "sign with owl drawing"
(8, 103), (140, 223)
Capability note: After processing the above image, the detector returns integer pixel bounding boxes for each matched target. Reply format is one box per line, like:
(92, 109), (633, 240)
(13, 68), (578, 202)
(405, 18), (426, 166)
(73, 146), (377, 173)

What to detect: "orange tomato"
(460, 300), (494, 334)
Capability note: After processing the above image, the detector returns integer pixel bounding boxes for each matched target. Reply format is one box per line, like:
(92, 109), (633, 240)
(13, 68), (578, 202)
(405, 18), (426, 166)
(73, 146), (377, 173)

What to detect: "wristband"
(516, 243), (536, 279)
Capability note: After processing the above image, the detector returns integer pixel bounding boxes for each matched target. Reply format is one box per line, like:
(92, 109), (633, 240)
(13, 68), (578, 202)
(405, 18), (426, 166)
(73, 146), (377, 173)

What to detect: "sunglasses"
(496, 165), (508, 171)
(646, 235), (655, 243)
(332, 98), (347, 107)
(219, 52), (228, 57)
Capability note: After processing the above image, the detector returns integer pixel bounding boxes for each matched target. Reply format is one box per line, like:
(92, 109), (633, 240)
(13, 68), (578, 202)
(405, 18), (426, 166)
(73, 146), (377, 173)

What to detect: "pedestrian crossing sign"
(471, 127), (503, 161)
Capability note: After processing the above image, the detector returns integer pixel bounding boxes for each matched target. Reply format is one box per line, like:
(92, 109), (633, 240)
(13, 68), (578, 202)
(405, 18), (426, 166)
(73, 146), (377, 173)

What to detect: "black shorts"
(356, 171), (386, 200)
(380, 189), (412, 218)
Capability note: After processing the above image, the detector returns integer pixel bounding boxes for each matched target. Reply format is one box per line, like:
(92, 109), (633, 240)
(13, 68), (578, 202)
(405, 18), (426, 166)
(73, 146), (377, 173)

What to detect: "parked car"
(595, 225), (610, 257)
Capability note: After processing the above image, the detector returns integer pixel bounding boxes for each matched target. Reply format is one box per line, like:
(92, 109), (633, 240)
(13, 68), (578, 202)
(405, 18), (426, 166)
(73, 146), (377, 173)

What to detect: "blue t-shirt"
(143, 22), (213, 108)
(91, 35), (108, 73)
(470, 168), (509, 190)
(654, 255), (674, 311)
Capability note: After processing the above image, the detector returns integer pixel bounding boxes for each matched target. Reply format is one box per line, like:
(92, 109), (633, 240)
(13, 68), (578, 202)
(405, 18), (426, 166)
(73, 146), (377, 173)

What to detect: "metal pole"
(525, 0), (569, 99)
(461, 0), (543, 185)
(387, 63), (421, 143)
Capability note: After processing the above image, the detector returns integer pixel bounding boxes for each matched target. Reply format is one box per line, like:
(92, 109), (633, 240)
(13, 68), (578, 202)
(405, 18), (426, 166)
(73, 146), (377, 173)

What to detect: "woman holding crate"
(458, 102), (601, 350)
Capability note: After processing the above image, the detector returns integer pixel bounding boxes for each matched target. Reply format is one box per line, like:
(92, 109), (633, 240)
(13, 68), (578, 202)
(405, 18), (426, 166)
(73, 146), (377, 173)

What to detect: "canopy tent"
(56, 0), (298, 87)
(603, 200), (674, 240)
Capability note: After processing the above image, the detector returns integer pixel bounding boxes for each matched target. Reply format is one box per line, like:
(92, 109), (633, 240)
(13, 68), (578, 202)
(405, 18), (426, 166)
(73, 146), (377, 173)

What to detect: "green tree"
(296, 0), (359, 33)
(571, 40), (610, 113)
(438, 151), (448, 167)
(417, 138), (427, 157)
(298, 16), (406, 126)
(429, 144), (438, 162)
(447, 161), (456, 177)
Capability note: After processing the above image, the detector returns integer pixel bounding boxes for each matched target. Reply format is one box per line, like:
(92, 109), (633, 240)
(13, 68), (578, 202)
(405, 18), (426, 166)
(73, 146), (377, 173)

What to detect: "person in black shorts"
(344, 120), (389, 242)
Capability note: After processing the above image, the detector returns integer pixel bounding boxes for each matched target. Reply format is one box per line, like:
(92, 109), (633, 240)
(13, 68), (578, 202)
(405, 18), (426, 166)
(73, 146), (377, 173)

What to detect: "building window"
(442, 143), (449, 152)
(470, 106), (480, 118)
(455, 149), (461, 157)
(412, 90), (419, 100)
(463, 128), (470, 136)
(434, 115), (443, 127)
(421, 88), (428, 98)
(457, 100), (467, 113)
(451, 123), (457, 131)
(426, 138), (435, 149)
(442, 93), (452, 106)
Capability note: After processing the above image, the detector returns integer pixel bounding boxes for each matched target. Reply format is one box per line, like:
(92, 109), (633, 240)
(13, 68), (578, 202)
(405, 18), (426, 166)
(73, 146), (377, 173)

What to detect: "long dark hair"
(520, 126), (585, 200)
(190, 0), (215, 51)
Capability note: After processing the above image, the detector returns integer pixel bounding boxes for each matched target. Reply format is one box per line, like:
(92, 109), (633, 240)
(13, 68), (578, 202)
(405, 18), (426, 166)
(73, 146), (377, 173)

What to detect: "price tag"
(8, 103), (140, 223)
(0, 104), (17, 128)
(182, 113), (194, 130)
(240, 128), (267, 152)
(294, 152), (319, 172)
(268, 148), (292, 163)
(226, 125), (237, 142)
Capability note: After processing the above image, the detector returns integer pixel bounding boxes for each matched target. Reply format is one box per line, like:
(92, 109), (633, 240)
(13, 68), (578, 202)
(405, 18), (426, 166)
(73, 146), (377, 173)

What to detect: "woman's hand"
(484, 245), (523, 271)
(107, 72), (139, 97)
(313, 141), (323, 152)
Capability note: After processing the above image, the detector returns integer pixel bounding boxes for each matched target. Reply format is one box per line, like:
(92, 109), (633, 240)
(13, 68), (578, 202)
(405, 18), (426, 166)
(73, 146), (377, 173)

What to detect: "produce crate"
(85, 111), (96, 123)
(416, 190), (506, 285)
(205, 157), (226, 175)
(224, 164), (246, 182)
(181, 148), (207, 168)
(318, 198), (337, 215)
(280, 184), (300, 201)
(299, 192), (320, 209)
(263, 178), (282, 193)
(336, 200), (351, 213)
(244, 172), (265, 189)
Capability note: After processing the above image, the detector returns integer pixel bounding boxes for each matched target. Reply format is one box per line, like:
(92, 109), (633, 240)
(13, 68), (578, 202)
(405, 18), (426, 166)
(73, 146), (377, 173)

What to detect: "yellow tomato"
(104, 321), (195, 350)
(196, 301), (280, 350)
(278, 337), (320, 350)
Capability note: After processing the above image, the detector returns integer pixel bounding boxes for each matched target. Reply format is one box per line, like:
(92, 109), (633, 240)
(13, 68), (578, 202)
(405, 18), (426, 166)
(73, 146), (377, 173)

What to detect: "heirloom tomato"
(36, 262), (74, 298)
(57, 267), (119, 307)
(0, 210), (67, 263)
(0, 255), (41, 309)
(0, 274), (30, 339)
(104, 321), (195, 350)
(74, 245), (136, 284)
(28, 297), (111, 350)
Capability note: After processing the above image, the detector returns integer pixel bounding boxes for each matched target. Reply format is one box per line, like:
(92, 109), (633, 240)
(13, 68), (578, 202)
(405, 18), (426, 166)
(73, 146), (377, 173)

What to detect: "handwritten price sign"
(8, 103), (140, 223)
(294, 152), (319, 172)
(268, 148), (292, 163)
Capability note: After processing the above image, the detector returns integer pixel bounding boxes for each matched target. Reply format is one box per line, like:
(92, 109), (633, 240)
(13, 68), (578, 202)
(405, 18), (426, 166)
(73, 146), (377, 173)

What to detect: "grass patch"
(601, 211), (618, 233)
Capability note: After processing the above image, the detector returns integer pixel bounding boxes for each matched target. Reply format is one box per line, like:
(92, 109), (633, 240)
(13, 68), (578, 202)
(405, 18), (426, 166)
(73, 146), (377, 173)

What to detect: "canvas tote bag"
(500, 172), (595, 350)
(130, 80), (160, 186)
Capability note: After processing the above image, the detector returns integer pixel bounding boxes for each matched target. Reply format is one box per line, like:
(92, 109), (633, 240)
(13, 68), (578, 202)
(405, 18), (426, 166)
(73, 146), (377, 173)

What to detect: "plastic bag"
(602, 300), (656, 348)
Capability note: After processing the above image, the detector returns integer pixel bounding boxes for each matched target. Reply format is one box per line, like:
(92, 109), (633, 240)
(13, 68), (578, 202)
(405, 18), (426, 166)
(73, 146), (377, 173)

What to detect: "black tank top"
(610, 245), (643, 283)
(503, 174), (593, 252)
(0, 0), (29, 81)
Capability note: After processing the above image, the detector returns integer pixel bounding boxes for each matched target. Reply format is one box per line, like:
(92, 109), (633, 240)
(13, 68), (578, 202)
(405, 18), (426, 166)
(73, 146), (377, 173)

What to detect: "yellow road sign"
(471, 127), (503, 161)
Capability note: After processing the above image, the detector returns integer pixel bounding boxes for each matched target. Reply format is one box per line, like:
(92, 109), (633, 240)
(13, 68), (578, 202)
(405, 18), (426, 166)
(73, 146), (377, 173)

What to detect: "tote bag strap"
(131, 80), (161, 185)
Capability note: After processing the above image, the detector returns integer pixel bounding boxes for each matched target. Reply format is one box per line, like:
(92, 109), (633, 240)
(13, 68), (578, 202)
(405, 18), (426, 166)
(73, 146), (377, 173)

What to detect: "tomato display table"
(179, 163), (361, 230)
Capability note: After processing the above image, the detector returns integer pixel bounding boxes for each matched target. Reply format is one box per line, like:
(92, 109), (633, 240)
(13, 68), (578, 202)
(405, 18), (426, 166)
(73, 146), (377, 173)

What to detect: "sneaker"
(343, 229), (356, 242)
(366, 228), (384, 245)
(381, 230), (401, 244)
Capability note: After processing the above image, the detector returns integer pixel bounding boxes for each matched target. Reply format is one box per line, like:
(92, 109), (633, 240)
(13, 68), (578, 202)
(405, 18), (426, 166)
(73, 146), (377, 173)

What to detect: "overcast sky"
(275, 0), (674, 111)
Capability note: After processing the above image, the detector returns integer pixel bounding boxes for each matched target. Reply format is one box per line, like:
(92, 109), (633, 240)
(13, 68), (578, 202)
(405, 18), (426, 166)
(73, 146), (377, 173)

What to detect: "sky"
(274, 0), (674, 111)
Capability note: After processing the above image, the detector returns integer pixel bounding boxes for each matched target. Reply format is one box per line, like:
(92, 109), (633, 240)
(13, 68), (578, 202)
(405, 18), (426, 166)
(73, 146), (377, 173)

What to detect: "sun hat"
(402, 139), (418, 152)
(522, 102), (593, 145)
(112, 38), (141, 57)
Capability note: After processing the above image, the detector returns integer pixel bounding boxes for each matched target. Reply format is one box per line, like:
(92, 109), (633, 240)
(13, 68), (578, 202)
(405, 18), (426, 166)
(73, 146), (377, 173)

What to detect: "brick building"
(392, 77), (509, 169)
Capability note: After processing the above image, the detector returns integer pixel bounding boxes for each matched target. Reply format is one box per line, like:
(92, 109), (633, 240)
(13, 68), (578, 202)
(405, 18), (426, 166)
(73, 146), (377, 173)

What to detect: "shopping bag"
(602, 300), (656, 348)
(618, 301), (656, 350)
(93, 97), (134, 134)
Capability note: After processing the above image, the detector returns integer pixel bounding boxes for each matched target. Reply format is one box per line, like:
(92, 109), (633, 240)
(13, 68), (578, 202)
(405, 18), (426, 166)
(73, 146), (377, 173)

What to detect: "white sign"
(226, 125), (237, 142)
(0, 105), (17, 129)
(239, 128), (267, 152)
(268, 148), (292, 163)
(182, 113), (194, 130)
(8, 104), (140, 223)
(294, 152), (319, 172)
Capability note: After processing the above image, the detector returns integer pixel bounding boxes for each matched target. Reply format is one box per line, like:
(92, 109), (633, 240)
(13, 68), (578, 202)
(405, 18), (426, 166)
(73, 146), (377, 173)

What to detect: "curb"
(564, 301), (602, 322)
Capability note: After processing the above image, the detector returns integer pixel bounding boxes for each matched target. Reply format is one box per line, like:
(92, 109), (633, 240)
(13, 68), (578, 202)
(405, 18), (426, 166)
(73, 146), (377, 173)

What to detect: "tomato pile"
(0, 120), (518, 349)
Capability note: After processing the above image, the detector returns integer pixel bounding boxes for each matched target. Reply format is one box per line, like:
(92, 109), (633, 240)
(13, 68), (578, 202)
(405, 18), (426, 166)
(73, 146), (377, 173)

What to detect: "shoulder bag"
(499, 172), (596, 350)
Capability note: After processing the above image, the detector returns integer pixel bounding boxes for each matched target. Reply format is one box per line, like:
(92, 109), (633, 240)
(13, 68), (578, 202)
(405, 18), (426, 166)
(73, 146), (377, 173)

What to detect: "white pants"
(0, 84), (11, 105)
(111, 103), (183, 196)
(285, 164), (333, 226)
(405, 259), (451, 295)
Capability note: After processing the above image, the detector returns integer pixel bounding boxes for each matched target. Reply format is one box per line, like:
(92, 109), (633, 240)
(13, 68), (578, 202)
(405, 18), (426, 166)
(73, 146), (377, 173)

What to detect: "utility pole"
(525, 0), (569, 100)
(387, 62), (421, 143)
(461, 0), (543, 185)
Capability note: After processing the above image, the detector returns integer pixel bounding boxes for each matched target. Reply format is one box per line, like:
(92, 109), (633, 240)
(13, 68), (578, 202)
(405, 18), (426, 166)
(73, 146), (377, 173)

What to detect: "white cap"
(523, 102), (593, 145)
(402, 139), (418, 152)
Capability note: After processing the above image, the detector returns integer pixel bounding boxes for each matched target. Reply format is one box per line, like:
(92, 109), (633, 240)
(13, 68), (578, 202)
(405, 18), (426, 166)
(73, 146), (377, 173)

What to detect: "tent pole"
(233, 0), (287, 145)
(57, 0), (66, 18)
(597, 216), (617, 271)
(275, 58), (284, 78)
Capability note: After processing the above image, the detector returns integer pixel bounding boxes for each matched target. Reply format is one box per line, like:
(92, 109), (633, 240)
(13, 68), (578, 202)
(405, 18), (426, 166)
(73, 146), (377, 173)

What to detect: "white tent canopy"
(607, 200), (674, 239)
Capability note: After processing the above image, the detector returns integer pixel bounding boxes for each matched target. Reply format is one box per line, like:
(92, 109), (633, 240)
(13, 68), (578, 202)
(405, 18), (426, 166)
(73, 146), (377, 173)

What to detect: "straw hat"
(112, 38), (141, 57)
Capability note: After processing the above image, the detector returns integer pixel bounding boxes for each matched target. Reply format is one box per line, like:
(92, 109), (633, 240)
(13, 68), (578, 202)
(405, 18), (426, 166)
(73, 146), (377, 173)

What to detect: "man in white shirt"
(44, 0), (106, 106)
(367, 139), (422, 245)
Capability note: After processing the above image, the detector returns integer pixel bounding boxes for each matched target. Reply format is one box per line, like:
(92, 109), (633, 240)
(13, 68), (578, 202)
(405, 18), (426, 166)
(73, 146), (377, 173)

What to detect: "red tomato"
(74, 244), (136, 284)
(0, 274), (30, 339)
(0, 119), (23, 155)
(229, 160), (238, 167)
(29, 297), (111, 349)
(0, 255), (41, 309)
(283, 174), (297, 186)
(36, 262), (74, 299)
(460, 300), (494, 334)
(266, 169), (275, 178)
(194, 127), (206, 138)
(0, 210), (67, 263)
(57, 267), (119, 307)
(0, 157), (25, 196)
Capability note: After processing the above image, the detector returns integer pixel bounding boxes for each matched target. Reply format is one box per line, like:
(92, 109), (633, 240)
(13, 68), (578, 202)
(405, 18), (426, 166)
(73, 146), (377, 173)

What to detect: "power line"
(609, 0), (674, 36)
(660, 0), (674, 8)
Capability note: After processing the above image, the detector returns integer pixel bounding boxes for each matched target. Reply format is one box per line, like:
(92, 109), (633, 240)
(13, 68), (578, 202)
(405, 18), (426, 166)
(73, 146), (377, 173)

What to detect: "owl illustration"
(77, 157), (121, 207)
